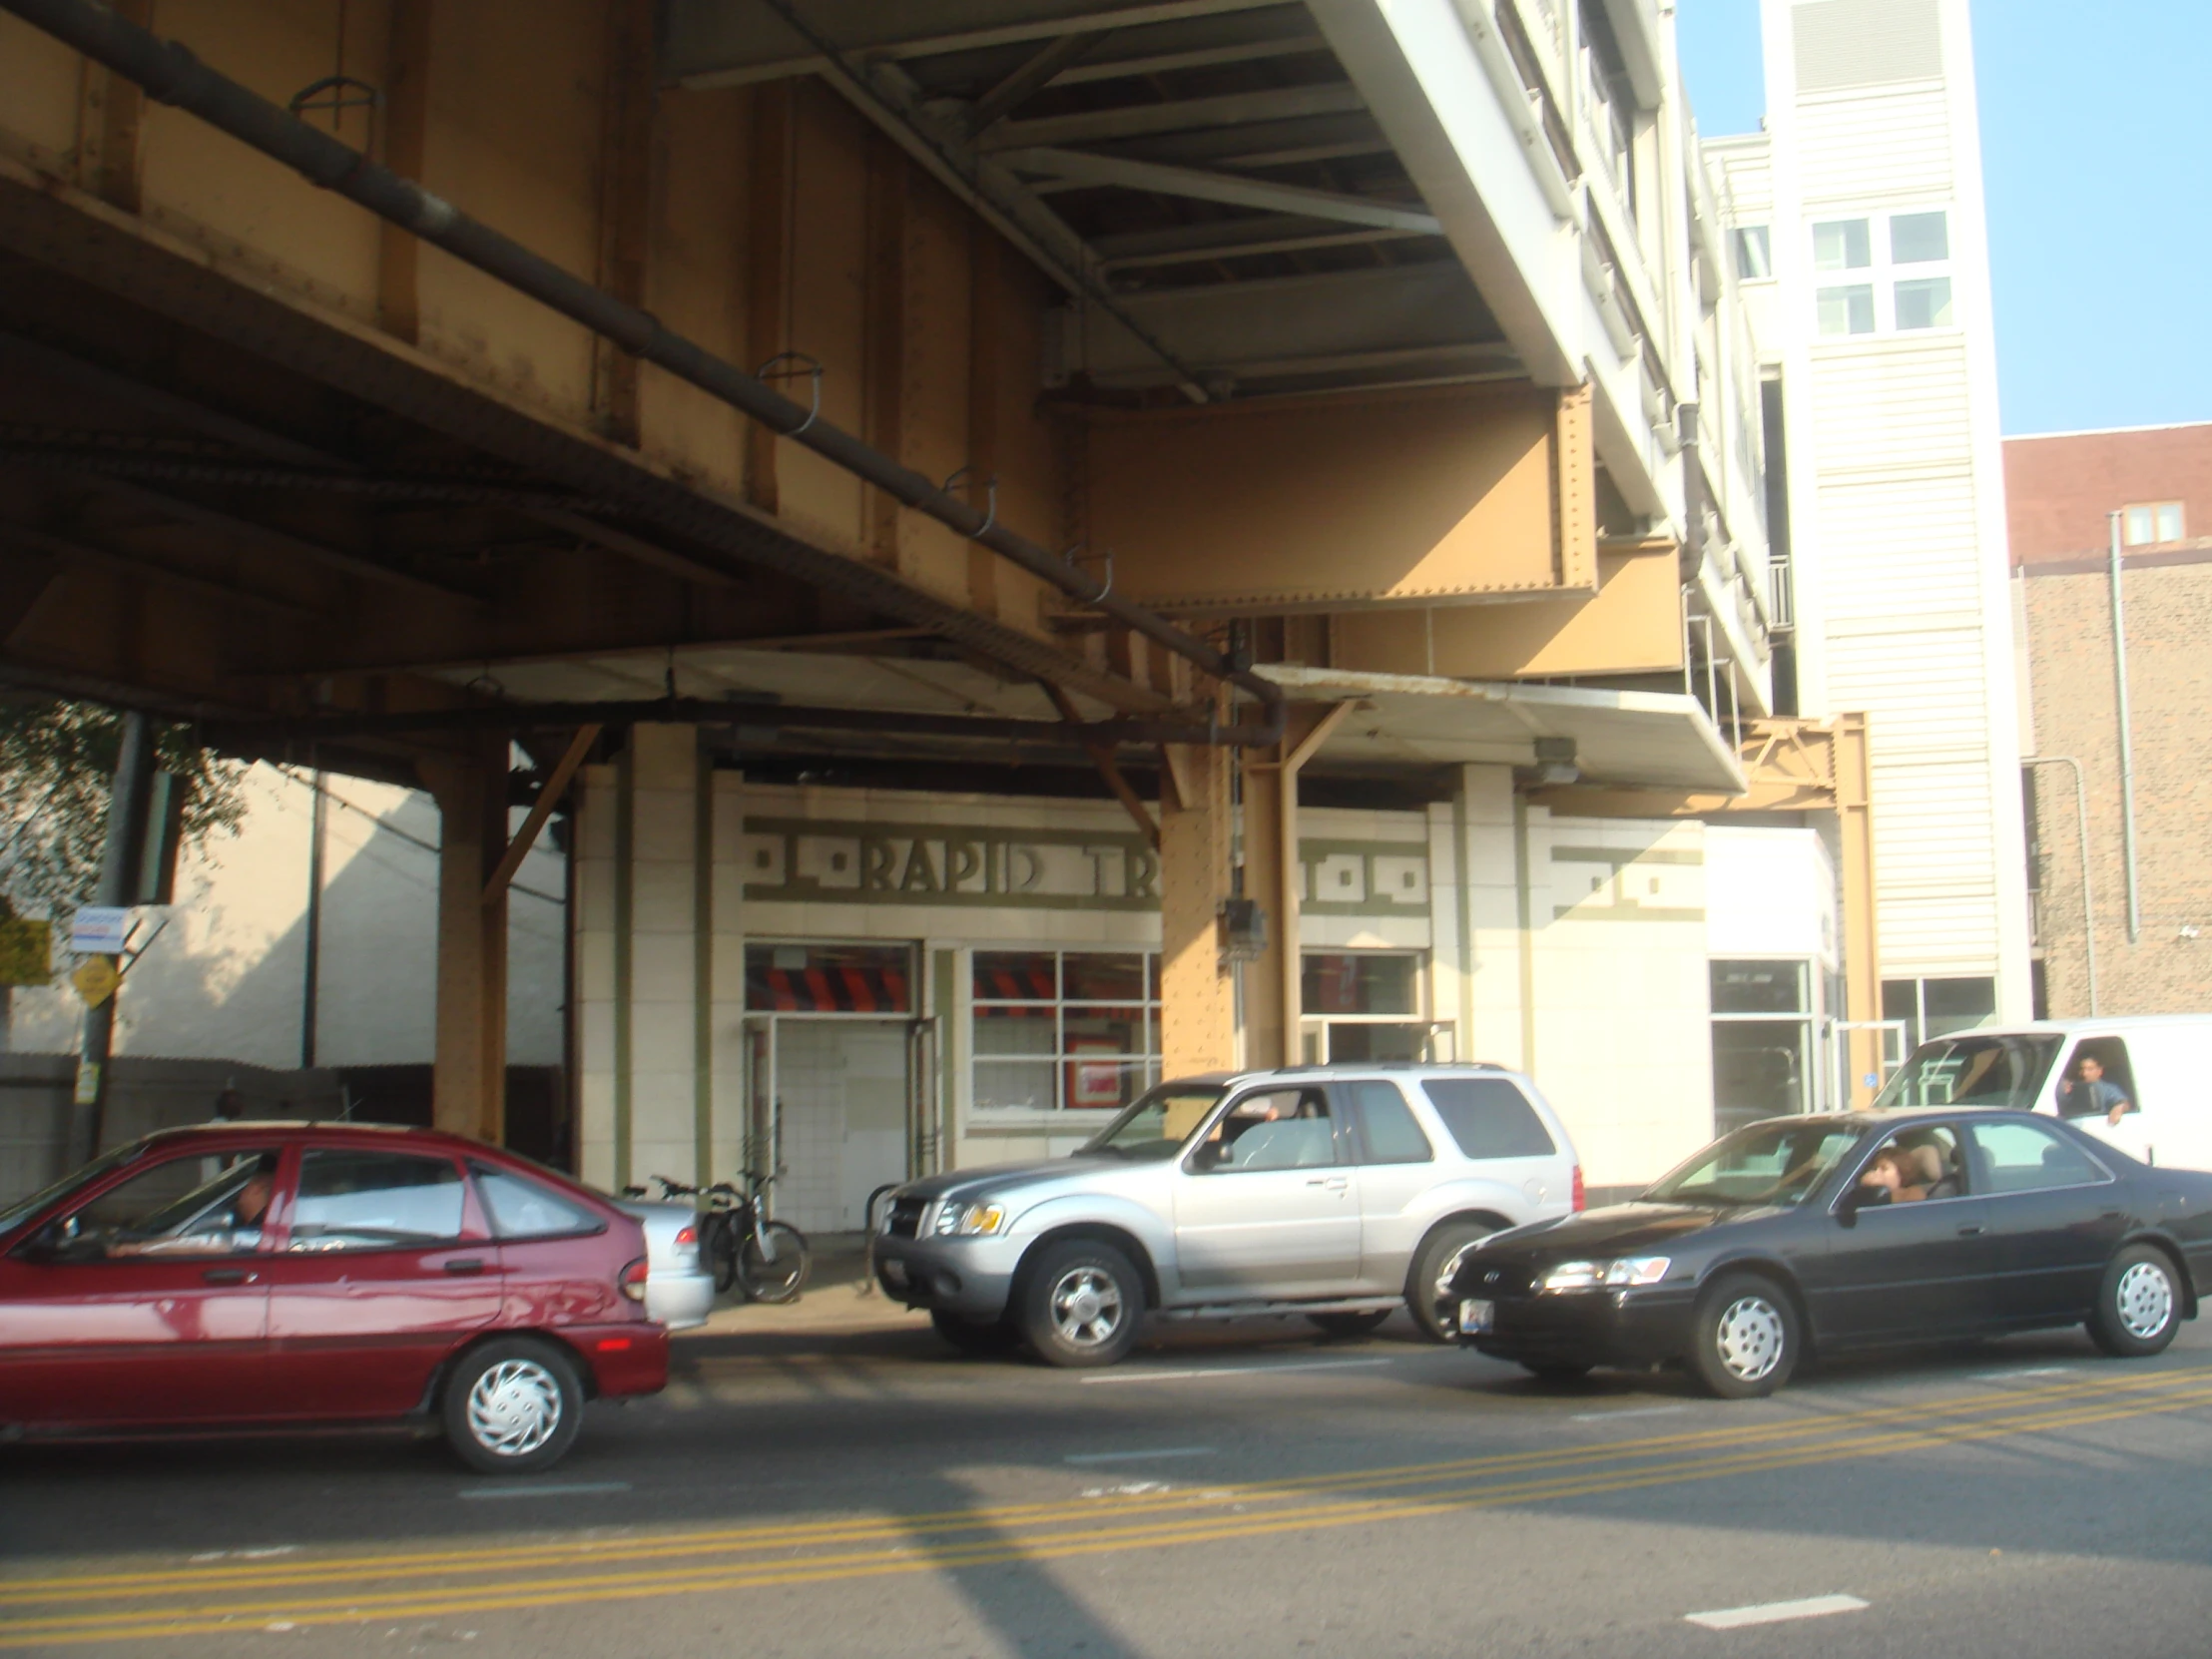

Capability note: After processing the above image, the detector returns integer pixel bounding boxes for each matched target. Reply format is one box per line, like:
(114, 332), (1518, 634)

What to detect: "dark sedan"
(0, 1122), (669, 1470)
(1449, 1108), (2212, 1396)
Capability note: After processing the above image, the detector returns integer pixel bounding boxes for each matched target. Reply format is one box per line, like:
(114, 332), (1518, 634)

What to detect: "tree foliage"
(0, 700), (247, 916)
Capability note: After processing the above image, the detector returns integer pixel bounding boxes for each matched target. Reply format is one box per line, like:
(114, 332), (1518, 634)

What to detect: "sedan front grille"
(884, 1197), (925, 1239)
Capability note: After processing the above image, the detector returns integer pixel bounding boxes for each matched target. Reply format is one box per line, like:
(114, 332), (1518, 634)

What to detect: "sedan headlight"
(933, 1200), (1008, 1237)
(1538, 1256), (1670, 1292)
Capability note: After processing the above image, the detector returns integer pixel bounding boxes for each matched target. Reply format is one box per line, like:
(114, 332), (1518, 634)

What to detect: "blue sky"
(1675, 0), (2212, 436)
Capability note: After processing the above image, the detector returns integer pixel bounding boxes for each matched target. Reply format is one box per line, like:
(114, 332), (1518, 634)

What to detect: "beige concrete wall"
(4, 764), (565, 1072)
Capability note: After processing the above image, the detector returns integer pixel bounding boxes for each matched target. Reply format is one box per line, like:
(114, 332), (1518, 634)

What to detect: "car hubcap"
(466, 1359), (563, 1457)
(1050, 1267), (1123, 1348)
(2116, 1261), (2174, 1340)
(1714, 1296), (1786, 1382)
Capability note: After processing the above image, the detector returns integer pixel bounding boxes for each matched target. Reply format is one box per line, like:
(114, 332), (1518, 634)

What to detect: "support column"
(1240, 705), (1353, 1069)
(1835, 712), (1883, 1108)
(424, 738), (509, 1143)
(71, 709), (155, 1166)
(1158, 743), (1235, 1077)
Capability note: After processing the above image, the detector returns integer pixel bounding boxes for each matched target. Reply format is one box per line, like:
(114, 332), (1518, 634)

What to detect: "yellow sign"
(72, 955), (120, 1008)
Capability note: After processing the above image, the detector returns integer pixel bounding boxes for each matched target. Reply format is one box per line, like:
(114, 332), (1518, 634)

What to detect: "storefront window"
(746, 943), (913, 1013)
(972, 950), (1161, 1113)
(1710, 959), (1812, 1136)
(1301, 951), (1431, 1062)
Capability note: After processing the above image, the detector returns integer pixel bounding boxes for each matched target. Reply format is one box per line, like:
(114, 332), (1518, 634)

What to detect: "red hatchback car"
(0, 1122), (668, 1472)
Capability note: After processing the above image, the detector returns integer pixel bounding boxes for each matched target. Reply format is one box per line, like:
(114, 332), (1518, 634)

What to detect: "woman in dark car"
(1449, 1109), (2210, 1399)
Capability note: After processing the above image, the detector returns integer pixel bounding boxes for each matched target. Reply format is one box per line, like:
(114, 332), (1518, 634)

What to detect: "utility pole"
(301, 768), (325, 1069)
(70, 710), (155, 1166)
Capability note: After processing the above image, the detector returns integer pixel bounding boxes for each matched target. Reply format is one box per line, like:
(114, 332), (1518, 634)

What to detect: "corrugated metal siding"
(1792, 0), (1943, 94)
(1814, 475), (1982, 619)
(1796, 90), (1950, 205)
(1870, 761), (2001, 971)
(1826, 621), (2002, 974)
(1808, 339), (1972, 472)
(1708, 141), (1773, 221)
(1826, 629), (1989, 745)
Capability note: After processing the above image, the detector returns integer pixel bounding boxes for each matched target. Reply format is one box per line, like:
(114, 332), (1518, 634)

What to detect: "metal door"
(1171, 1086), (1363, 1299)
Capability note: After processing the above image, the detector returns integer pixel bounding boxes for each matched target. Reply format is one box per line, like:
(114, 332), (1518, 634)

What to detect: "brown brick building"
(2006, 423), (2212, 1015)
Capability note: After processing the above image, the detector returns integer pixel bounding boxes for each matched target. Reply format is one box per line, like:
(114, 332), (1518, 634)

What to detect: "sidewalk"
(679, 1236), (933, 1348)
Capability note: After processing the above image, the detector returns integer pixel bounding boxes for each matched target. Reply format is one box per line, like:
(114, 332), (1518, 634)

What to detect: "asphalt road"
(7, 1310), (2212, 1659)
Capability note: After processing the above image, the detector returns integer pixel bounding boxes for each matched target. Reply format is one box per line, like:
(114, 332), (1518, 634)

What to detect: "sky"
(1673, 0), (2212, 436)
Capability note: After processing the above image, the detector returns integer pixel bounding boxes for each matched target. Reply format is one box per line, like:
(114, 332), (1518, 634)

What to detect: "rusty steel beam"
(0, 0), (1284, 745)
(212, 693), (1279, 752)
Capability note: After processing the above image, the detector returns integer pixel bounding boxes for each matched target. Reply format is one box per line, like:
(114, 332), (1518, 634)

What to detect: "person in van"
(2057, 1055), (2131, 1128)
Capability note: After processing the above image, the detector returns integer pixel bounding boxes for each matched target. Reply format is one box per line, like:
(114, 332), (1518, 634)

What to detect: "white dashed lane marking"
(1080, 1359), (1394, 1385)
(1064, 1446), (1218, 1464)
(459, 1480), (634, 1500)
(1685, 1594), (1870, 1630)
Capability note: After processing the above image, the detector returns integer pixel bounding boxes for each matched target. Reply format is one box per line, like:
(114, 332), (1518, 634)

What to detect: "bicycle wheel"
(737, 1221), (811, 1304)
(706, 1216), (741, 1295)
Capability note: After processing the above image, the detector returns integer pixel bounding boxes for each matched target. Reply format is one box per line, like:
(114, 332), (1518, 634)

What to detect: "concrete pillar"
(423, 739), (509, 1143)
(1834, 712), (1884, 1107)
(1238, 706), (1347, 1070)
(1158, 743), (1235, 1076)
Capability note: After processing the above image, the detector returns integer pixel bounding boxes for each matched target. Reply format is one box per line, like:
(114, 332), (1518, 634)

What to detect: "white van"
(1877, 1015), (2212, 1171)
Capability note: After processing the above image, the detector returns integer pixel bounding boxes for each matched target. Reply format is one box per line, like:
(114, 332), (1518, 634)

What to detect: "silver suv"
(873, 1065), (1582, 1367)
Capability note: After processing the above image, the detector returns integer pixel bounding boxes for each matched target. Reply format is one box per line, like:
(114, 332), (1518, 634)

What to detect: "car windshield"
(1079, 1085), (1227, 1162)
(1874, 1034), (2062, 1110)
(0, 1142), (143, 1238)
(1644, 1118), (1869, 1209)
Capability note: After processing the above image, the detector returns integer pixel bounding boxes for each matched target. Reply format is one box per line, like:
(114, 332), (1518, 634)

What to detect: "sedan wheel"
(1018, 1240), (1143, 1369)
(1688, 1273), (1799, 1398)
(2088, 1245), (2182, 1358)
(443, 1339), (584, 1474)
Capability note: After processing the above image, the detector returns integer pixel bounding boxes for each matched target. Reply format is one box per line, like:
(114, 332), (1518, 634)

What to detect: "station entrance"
(740, 943), (940, 1235)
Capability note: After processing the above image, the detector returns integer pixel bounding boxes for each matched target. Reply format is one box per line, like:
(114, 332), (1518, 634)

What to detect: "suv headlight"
(1538, 1256), (1670, 1292)
(933, 1200), (1008, 1237)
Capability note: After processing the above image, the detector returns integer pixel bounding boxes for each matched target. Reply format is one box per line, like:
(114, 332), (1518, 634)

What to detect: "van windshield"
(1875, 1034), (2062, 1110)
(1080, 1086), (1226, 1162)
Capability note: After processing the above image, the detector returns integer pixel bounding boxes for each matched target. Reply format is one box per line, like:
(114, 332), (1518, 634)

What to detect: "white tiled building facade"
(569, 728), (1835, 1229)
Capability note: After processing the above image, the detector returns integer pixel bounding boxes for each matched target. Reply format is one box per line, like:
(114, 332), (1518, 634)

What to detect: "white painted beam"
(977, 81), (1367, 151)
(666, 0), (1298, 91)
(997, 146), (1441, 233)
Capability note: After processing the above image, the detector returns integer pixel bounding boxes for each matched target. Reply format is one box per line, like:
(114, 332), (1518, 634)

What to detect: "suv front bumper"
(873, 1233), (1022, 1320)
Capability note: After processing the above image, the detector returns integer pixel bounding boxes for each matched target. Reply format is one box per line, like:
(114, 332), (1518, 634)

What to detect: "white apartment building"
(1705, 0), (2030, 1069)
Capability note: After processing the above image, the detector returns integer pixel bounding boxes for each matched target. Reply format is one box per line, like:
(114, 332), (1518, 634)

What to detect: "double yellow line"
(4, 1367), (2204, 1648)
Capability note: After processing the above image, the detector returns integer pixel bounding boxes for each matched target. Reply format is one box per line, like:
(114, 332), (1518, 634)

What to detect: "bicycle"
(703, 1171), (810, 1304)
(622, 1170), (810, 1303)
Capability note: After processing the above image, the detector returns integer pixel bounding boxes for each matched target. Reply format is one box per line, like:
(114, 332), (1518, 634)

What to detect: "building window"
(1817, 284), (1877, 336)
(2123, 501), (2185, 545)
(1301, 950), (1433, 1062)
(1894, 276), (1953, 330)
(747, 943), (913, 1012)
(972, 950), (1160, 1113)
(1813, 209), (1956, 336)
(1881, 975), (1996, 1056)
(1732, 226), (1772, 280)
(1890, 211), (1949, 264)
(1812, 218), (1872, 272)
(1710, 959), (1813, 1136)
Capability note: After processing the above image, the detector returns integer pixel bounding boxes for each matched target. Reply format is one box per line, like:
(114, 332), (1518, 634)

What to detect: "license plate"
(879, 1257), (908, 1288)
(1457, 1298), (1494, 1334)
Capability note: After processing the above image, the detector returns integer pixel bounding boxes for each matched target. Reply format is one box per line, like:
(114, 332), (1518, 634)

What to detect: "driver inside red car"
(108, 1162), (274, 1257)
